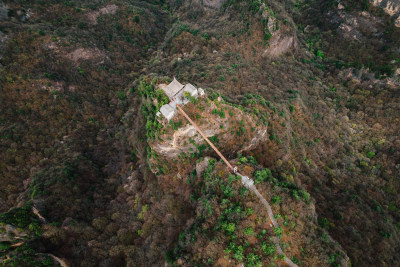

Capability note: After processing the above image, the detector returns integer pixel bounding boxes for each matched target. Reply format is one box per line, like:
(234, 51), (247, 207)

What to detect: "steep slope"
(139, 77), (349, 266)
(147, 0), (400, 266)
(0, 0), (399, 266)
(1, 0), (170, 266)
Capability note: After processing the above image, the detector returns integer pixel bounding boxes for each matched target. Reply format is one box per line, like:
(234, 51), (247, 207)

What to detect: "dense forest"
(0, 0), (399, 266)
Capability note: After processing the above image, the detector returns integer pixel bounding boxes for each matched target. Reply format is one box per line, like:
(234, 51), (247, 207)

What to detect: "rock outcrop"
(370, 0), (400, 27)
(202, 0), (226, 9)
(264, 34), (298, 57)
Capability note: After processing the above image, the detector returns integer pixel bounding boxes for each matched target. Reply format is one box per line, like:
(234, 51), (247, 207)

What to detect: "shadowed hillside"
(1, 0), (399, 266)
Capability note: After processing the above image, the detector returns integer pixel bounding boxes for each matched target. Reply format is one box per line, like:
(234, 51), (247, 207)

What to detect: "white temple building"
(158, 78), (204, 121)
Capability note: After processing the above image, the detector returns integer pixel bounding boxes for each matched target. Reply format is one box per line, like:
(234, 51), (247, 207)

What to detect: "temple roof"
(162, 77), (184, 100)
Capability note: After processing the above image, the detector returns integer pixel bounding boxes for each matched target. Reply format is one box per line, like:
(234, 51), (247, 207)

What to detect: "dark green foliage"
(242, 94), (268, 106)
(170, 22), (199, 41)
(246, 252), (262, 267)
(238, 156), (248, 164)
(262, 19), (272, 43)
(209, 135), (219, 144)
(222, 222), (236, 234)
(5, 244), (56, 267)
(28, 155), (100, 222)
(246, 207), (254, 216)
(254, 168), (272, 184)
(0, 242), (11, 251)
(380, 232), (392, 238)
(212, 108), (225, 118)
(273, 226), (283, 237)
(0, 204), (35, 229)
(248, 156), (257, 165)
(170, 120), (183, 131)
(261, 241), (275, 255)
(292, 256), (300, 264)
(366, 151), (375, 159)
(138, 79), (169, 141)
(228, 243), (244, 261)
(318, 217), (330, 229)
(42, 256), (55, 266)
(29, 222), (42, 237)
(209, 92), (220, 101)
(117, 90), (127, 100)
(244, 226), (255, 235)
(271, 195), (281, 204)
(316, 50), (325, 59)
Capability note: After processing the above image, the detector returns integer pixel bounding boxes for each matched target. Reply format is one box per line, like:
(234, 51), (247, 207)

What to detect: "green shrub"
(273, 226), (283, 237)
(42, 256), (53, 266)
(261, 241), (275, 255)
(209, 135), (219, 144)
(366, 151), (375, 159)
(233, 245), (244, 261)
(117, 90), (127, 100)
(222, 222), (236, 234)
(299, 190), (310, 202)
(318, 217), (330, 229)
(271, 195), (281, 204)
(248, 156), (257, 165)
(316, 50), (325, 59)
(0, 204), (34, 228)
(239, 157), (248, 164)
(246, 207), (254, 216)
(291, 190), (300, 200)
(380, 232), (391, 238)
(244, 227), (255, 235)
(246, 252), (262, 267)
(212, 108), (225, 118)
(28, 222), (42, 236)
(0, 242), (11, 251)
(164, 249), (176, 264)
(291, 256), (300, 264)
(254, 168), (272, 184)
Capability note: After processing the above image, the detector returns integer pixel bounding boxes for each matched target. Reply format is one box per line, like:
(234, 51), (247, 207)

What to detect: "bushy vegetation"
(138, 78), (169, 141)
(0, 203), (49, 265)
(0, 204), (36, 229)
(1, 0), (399, 266)
(164, 156), (346, 266)
(254, 168), (272, 184)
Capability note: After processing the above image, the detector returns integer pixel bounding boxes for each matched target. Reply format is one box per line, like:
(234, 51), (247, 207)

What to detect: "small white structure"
(241, 175), (254, 189)
(160, 104), (176, 121)
(198, 88), (205, 97)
